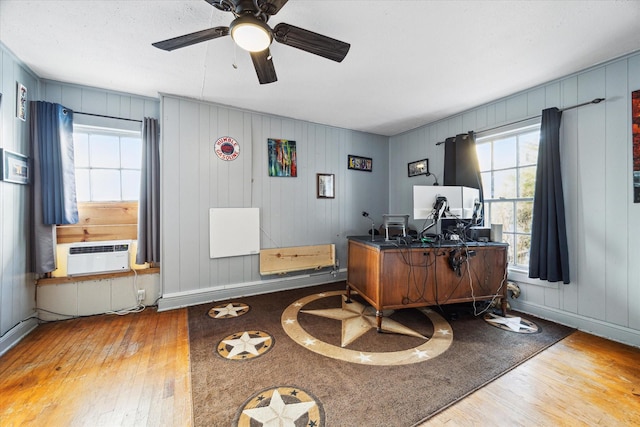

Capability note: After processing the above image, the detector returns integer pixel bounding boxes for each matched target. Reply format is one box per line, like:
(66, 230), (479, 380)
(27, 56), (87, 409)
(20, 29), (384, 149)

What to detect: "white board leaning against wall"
(209, 208), (260, 259)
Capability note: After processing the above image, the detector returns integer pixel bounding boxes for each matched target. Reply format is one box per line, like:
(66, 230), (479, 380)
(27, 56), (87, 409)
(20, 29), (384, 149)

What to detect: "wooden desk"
(346, 236), (508, 330)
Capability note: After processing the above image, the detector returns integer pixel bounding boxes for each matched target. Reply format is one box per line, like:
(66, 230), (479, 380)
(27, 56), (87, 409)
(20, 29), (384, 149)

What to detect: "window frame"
(73, 124), (142, 203)
(476, 120), (541, 273)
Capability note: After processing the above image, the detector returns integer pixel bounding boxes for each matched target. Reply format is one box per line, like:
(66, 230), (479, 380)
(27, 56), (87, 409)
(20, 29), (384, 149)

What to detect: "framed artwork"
(268, 138), (297, 177)
(317, 173), (335, 199)
(1, 149), (30, 184)
(348, 154), (372, 172)
(408, 159), (429, 177)
(16, 83), (27, 121)
(633, 89), (640, 203)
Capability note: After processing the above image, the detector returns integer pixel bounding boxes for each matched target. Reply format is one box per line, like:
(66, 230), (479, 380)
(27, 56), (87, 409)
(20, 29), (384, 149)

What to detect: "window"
(73, 126), (142, 202)
(476, 123), (540, 270)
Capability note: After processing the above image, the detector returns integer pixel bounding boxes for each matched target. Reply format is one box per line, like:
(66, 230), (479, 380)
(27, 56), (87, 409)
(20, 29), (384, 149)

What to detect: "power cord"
(106, 268), (146, 315)
(469, 251), (508, 317)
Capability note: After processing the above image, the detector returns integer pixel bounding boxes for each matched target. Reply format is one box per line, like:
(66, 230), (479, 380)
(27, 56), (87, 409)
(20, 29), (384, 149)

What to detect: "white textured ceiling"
(1, 0), (640, 136)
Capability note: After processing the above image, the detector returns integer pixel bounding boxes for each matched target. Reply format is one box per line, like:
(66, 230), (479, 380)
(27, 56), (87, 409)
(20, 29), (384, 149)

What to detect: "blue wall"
(388, 51), (640, 347)
(0, 44), (38, 354)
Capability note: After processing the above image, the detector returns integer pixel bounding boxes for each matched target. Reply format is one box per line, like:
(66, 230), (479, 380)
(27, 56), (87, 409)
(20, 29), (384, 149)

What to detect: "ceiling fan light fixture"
(230, 16), (272, 52)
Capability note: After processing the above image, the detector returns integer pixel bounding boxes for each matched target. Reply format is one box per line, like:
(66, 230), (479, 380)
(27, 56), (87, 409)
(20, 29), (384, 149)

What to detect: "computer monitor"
(413, 185), (480, 220)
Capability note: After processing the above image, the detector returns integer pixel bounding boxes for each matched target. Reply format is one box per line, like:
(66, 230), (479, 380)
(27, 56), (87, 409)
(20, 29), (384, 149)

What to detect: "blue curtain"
(529, 108), (570, 283)
(136, 118), (160, 265)
(33, 102), (78, 224)
(30, 101), (78, 273)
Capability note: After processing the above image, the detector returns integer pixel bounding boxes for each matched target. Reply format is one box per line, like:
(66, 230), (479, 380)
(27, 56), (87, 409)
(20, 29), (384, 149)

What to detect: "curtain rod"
(435, 97), (605, 145)
(74, 111), (143, 123)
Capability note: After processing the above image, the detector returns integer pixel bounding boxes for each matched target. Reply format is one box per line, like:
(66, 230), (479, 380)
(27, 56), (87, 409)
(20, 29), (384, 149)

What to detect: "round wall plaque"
(214, 136), (240, 161)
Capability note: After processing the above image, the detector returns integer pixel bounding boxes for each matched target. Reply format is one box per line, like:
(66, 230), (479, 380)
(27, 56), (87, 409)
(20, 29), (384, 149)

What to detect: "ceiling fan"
(152, 0), (351, 84)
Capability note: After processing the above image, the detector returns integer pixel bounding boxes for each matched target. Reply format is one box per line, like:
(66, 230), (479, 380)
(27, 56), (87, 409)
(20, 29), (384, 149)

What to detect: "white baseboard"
(0, 317), (38, 357)
(157, 270), (347, 312)
(510, 299), (640, 348)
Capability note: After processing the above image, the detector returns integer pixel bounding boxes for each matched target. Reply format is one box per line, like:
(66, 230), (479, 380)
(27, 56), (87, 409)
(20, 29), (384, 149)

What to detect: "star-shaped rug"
(484, 312), (539, 333)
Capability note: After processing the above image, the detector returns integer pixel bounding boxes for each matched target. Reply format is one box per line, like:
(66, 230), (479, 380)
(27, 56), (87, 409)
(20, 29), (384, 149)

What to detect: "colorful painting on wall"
(347, 154), (372, 172)
(633, 89), (640, 203)
(268, 138), (297, 177)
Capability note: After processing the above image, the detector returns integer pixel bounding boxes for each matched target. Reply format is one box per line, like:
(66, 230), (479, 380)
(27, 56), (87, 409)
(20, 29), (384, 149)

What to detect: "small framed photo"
(348, 154), (372, 172)
(408, 159), (429, 177)
(1, 149), (30, 184)
(16, 83), (27, 121)
(317, 173), (335, 199)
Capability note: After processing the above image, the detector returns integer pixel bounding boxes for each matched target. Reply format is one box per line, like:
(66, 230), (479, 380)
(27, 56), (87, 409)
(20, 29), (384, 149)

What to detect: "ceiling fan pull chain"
(232, 42), (238, 69)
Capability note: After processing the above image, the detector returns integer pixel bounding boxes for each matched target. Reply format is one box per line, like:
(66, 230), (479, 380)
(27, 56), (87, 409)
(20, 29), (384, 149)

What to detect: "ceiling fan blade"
(273, 23), (350, 62)
(152, 26), (229, 51)
(256, 0), (289, 15)
(250, 49), (277, 84)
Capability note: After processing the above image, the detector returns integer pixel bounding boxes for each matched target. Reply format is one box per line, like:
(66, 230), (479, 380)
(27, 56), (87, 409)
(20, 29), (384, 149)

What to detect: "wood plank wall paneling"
(56, 202), (138, 243)
(161, 95), (389, 297)
(628, 54), (640, 331)
(388, 52), (640, 346)
(0, 47), (38, 340)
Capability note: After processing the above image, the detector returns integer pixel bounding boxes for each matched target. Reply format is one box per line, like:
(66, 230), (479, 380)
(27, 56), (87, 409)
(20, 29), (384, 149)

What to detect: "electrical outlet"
(137, 289), (145, 302)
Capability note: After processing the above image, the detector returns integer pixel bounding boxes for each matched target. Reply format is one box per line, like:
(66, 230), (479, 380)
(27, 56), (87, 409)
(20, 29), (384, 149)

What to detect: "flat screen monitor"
(413, 185), (480, 220)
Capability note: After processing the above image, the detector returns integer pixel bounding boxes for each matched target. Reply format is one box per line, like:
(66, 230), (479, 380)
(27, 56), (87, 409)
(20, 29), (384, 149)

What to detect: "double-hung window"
(73, 126), (142, 202)
(475, 122), (540, 270)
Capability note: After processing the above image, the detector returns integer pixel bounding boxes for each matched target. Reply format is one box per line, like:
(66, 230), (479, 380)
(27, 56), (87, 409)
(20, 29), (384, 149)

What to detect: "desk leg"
(376, 310), (383, 332)
(345, 284), (352, 303)
(501, 297), (508, 317)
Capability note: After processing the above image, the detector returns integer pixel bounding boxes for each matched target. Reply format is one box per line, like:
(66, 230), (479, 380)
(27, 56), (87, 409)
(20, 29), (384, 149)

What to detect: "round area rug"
(234, 386), (325, 427)
(281, 290), (453, 365)
(216, 330), (274, 360)
(208, 302), (250, 319)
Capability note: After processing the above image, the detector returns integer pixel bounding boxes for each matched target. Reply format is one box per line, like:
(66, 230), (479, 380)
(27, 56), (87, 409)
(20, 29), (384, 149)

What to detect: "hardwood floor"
(423, 331), (640, 427)
(1, 307), (639, 426)
(0, 308), (191, 427)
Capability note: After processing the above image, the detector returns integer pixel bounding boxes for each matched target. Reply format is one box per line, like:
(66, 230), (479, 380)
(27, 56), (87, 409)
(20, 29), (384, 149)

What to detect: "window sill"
(36, 267), (160, 286)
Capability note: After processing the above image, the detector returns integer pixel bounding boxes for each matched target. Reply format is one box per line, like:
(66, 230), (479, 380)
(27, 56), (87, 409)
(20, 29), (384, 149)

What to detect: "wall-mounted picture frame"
(348, 154), (372, 172)
(16, 82), (27, 121)
(408, 158), (429, 177)
(1, 148), (30, 184)
(632, 89), (640, 203)
(268, 138), (297, 177)
(317, 173), (335, 199)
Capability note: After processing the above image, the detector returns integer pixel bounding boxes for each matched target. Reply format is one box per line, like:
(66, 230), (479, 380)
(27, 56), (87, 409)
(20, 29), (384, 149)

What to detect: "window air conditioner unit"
(67, 240), (131, 276)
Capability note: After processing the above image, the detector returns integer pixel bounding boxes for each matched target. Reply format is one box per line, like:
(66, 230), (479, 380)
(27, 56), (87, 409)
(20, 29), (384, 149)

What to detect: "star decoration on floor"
(281, 290), (453, 365)
(484, 313), (539, 333)
(356, 352), (372, 363)
(208, 302), (250, 319)
(301, 295), (427, 347)
(217, 331), (273, 360)
(242, 389), (316, 426)
(236, 386), (324, 427)
(413, 348), (430, 359)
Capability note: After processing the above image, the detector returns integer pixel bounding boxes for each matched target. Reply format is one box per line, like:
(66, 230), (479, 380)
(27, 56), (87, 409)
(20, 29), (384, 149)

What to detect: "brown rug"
(188, 282), (574, 426)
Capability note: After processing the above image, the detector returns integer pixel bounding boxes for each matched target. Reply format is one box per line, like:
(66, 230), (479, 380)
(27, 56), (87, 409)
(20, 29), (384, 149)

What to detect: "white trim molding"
(157, 269), (347, 312)
(0, 318), (38, 357)
(510, 299), (640, 348)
